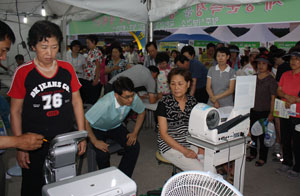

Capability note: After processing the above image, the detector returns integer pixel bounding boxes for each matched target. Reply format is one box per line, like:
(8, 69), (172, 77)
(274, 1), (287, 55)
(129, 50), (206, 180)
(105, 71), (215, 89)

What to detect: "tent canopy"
(0, 0), (269, 25)
(211, 26), (237, 43)
(275, 25), (300, 42)
(231, 24), (278, 43)
(56, 0), (269, 23)
(173, 27), (208, 35)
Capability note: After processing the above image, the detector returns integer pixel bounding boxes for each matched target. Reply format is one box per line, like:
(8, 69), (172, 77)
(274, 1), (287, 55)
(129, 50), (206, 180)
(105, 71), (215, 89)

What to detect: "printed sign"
(154, 1), (299, 30)
(69, 14), (145, 35)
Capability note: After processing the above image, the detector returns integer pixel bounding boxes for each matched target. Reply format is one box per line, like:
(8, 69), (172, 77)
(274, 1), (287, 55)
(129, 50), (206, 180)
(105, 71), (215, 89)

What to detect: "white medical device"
(42, 167), (137, 196)
(189, 103), (250, 144)
(44, 130), (88, 184)
(189, 76), (256, 145)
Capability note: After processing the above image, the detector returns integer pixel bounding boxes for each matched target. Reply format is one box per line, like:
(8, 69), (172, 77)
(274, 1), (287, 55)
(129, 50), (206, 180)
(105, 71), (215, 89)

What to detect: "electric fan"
(161, 171), (243, 196)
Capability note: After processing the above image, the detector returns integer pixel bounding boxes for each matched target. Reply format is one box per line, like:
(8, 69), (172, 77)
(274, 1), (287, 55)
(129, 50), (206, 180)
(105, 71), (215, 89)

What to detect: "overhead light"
(23, 15), (28, 23)
(41, 6), (46, 17)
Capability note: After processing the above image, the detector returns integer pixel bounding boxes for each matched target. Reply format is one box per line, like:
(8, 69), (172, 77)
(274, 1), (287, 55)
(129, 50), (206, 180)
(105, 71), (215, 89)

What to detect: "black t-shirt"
(8, 60), (81, 139)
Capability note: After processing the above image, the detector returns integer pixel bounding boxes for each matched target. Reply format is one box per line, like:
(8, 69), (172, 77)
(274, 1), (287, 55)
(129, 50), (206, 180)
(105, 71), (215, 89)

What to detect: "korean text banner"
(154, 1), (300, 30)
(69, 14), (145, 35)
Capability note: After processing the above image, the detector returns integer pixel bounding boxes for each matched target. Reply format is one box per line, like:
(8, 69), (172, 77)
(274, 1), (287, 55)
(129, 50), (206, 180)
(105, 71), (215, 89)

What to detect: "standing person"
(105, 45), (130, 79)
(66, 40), (86, 81)
(180, 45), (208, 103)
(0, 20), (45, 196)
(206, 47), (236, 108)
(269, 48), (287, 159)
(244, 46), (251, 57)
(157, 68), (204, 171)
(170, 50), (179, 68)
(241, 48), (260, 76)
(8, 20), (86, 196)
(236, 55), (249, 76)
(246, 54), (277, 167)
(155, 52), (171, 100)
(81, 34), (102, 104)
(200, 43), (217, 70)
(15, 54), (25, 66)
(275, 48), (292, 82)
(276, 47), (300, 179)
(124, 44), (138, 65)
(85, 77), (145, 177)
(228, 45), (240, 71)
(144, 42), (158, 67)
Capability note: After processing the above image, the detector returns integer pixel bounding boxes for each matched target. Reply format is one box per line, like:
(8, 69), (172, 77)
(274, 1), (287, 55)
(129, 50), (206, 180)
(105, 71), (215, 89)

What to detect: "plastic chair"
(146, 151), (178, 196)
(155, 151), (177, 176)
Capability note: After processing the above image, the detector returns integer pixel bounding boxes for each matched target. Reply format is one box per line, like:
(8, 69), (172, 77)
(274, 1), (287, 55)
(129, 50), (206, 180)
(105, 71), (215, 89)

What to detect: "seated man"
(108, 64), (159, 104)
(85, 77), (145, 177)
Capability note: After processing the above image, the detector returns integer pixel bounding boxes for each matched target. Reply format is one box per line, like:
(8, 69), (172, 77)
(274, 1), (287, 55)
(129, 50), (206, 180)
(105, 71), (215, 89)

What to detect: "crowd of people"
(0, 19), (300, 196)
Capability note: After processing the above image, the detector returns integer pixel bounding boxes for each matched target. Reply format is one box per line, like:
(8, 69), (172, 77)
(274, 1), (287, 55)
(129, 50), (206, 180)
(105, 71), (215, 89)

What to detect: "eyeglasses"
(119, 93), (135, 100)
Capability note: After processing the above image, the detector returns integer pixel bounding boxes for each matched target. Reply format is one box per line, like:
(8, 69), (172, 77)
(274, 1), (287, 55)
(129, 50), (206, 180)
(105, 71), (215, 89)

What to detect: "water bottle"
(264, 121), (276, 147)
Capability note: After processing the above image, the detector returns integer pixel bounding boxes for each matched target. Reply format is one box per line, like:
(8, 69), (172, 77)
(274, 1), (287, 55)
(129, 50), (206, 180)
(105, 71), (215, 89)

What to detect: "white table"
(186, 136), (250, 193)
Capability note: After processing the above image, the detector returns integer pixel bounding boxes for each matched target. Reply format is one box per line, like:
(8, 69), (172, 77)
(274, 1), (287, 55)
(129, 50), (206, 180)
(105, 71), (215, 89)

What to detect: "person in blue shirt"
(175, 47), (208, 103)
(85, 76), (145, 177)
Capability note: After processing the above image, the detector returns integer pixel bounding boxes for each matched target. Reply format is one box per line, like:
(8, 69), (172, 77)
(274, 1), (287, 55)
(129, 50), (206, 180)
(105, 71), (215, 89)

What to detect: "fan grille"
(161, 171), (242, 196)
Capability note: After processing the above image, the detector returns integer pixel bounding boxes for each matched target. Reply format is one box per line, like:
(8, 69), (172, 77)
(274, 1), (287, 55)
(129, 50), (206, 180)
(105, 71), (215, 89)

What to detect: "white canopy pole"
(60, 5), (73, 60)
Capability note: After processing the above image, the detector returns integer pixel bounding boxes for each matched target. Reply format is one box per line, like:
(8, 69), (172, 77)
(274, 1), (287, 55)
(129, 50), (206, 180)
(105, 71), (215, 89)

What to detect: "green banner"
(274, 41), (297, 48)
(154, 1), (300, 30)
(193, 40), (219, 47)
(69, 14), (145, 35)
(159, 42), (178, 51)
(230, 41), (260, 48)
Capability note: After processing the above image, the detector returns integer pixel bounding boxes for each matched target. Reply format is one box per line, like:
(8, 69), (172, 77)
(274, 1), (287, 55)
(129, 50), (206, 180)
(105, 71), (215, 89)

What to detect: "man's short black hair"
(174, 54), (189, 65)
(87, 35), (98, 45)
(181, 45), (195, 57)
(206, 43), (216, 49)
(155, 52), (170, 64)
(15, 54), (24, 61)
(112, 76), (135, 95)
(28, 20), (62, 50)
(148, 65), (159, 74)
(145, 42), (157, 52)
(70, 40), (82, 50)
(0, 20), (16, 44)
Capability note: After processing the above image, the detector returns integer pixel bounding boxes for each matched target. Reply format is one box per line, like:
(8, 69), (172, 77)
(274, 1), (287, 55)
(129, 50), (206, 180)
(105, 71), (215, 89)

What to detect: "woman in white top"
(66, 40), (86, 79)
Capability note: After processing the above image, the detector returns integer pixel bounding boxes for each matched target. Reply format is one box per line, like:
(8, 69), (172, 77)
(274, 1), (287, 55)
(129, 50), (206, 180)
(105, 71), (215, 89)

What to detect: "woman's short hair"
(70, 40), (82, 50)
(155, 52), (170, 64)
(112, 77), (135, 95)
(167, 67), (192, 85)
(86, 35), (98, 45)
(214, 47), (231, 60)
(112, 45), (123, 56)
(28, 20), (62, 50)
